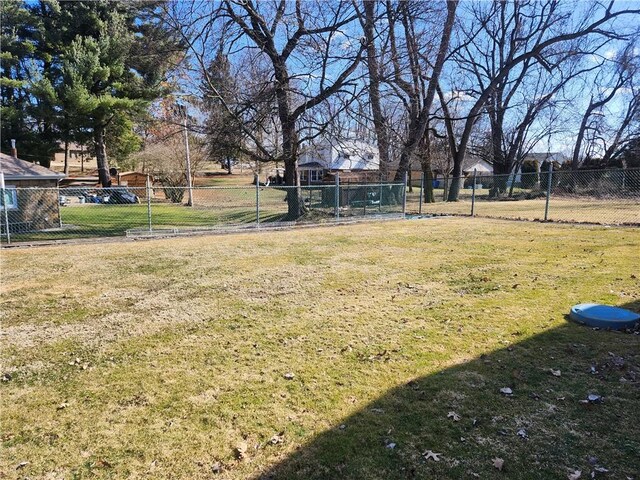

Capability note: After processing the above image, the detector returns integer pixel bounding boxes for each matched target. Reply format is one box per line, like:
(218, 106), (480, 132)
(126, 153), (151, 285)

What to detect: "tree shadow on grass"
(256, 321), (640, 480)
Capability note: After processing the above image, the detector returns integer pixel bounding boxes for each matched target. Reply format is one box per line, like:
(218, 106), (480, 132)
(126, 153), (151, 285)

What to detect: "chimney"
(10, 139), (17, 158)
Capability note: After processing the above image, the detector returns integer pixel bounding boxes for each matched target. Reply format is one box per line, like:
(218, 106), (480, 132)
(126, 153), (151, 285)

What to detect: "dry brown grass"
(1, 218), (639, 479)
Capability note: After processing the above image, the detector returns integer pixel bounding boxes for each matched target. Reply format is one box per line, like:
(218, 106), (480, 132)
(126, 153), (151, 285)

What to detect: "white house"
(299, 139), (379, 182)
(462, 157), (493, 175)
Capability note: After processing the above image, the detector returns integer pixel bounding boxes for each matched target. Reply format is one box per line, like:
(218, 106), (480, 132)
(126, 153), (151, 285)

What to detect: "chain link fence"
(0, 179), (405, 244)
(406, 168), (640, 226)
(2, 168), (637, 244)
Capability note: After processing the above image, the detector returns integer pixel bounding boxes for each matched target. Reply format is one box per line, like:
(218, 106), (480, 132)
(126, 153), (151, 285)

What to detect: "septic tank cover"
(570, 303), (640, 330)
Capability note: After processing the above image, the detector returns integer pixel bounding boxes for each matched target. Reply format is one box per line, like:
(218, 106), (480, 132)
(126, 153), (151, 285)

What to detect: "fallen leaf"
(269, 432), (284, 445)
(492, 457), (504, 471)
(568, 469), (581, 480)
(211, 462), (223, 474)
(447, 411), (461, 421)
(234, 441), (248, 460)
(551, 369), (561, 377)
(57, 402), (68, 411)
(16, 461), (29, 470)
(423, 450), (441, 462)
(499, 387), (513, 395)
(283, 372), (295, 380)
(94, 458), (112, 468)
(385, 442), (396, 449)
(517, 429), (527, 438)
(587, 394), (602, 403)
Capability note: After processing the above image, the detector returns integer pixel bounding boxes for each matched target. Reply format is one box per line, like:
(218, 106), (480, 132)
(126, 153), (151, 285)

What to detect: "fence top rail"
(11, 182), (408, 192)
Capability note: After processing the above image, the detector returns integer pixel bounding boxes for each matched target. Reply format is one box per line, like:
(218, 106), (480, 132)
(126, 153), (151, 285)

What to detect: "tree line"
(2, 0), (639, 217)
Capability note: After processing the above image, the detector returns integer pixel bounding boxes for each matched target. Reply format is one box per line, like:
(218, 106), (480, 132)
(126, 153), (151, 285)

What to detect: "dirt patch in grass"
(1, 218), (639, 479)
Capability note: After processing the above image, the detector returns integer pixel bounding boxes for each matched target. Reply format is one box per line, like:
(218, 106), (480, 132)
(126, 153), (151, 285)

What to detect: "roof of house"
(524, 152), (567, 163)
(462, 156), (493, 173)
(0, 153), (66, 180)
(298, 161), (325, 169)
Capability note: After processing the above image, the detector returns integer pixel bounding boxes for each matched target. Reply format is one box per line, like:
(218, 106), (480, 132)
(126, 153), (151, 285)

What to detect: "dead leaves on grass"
(492, 457), (505, 471)
(234, 441), (248, 460)
(422, 450), (441, 462)
(447, 411), (461, 421)
(269, 431), (285, 445)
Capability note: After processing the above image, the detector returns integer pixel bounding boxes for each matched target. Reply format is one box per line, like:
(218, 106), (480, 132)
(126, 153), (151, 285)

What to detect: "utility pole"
(182, 106), (194, 207)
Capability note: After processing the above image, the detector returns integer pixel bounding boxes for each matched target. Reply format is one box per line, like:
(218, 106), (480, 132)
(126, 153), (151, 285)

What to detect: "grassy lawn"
(9, 202), (284, 243)
(405, 189), (640, 225)
(1, 218), (639, 479)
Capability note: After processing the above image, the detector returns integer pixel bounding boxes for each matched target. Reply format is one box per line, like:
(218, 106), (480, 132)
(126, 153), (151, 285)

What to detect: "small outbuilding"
(1, 152), (66, 232)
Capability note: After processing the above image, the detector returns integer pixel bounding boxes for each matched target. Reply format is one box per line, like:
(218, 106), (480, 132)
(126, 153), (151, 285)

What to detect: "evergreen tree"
(1, 1), (183, 179)
(202, 50), (242, 174)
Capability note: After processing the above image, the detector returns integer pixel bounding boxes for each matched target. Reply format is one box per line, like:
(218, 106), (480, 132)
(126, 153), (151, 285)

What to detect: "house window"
(310, 170), (322, 182)
(1, 185), (18, 210)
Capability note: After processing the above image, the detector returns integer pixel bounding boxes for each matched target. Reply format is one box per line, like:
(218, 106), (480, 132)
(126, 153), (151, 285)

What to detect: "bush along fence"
(0, 174), (406, 244)
(406, 167), (640, 226)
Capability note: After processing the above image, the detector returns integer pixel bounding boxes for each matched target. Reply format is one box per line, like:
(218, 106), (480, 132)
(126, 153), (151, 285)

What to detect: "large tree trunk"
(571, 108), (591, 170)
(63, 139), (69, 175)
(393, 0), (458, 182)
(280, 116), (304, 219)
(94, 124), (111, 187)
(274, 60), (305, 219)
(363, 0), (391, 181)
(447, 151), (464, 201)
(421, 130), (435, 203)
(490, 113), (509, 197)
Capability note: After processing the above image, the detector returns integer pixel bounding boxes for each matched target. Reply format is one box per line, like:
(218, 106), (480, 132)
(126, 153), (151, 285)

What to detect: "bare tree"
(440, 0), (640, 201)
(572, 42), (640, 168)
(388, 0), (459, 183)
(359, 0), (391, 180)
(169, 0), (367, 218)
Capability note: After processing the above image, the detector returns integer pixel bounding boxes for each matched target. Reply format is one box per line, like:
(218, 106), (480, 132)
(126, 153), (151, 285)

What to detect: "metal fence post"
(0, 171), (10, 244)
(255, 173), (260, 226)
(402, 171), (408, 217)
(471, 168), (477, 217)
(334, 172), (340, 219)
(443, 173), (448, 201)
(56, 184), (63, 228)
(544, 162), (553, 221)
(146, 174), (152, 232)
(419, 171), (424, 215)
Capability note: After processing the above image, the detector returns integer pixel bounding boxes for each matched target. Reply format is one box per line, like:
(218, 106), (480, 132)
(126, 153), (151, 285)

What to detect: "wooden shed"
(1, 152), (66, 233)
(116, 171), (153, 197)
(117, 171), (148, 187)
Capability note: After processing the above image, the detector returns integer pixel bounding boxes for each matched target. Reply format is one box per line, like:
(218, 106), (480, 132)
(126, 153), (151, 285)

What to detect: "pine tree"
(202, 50), (242, 174)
